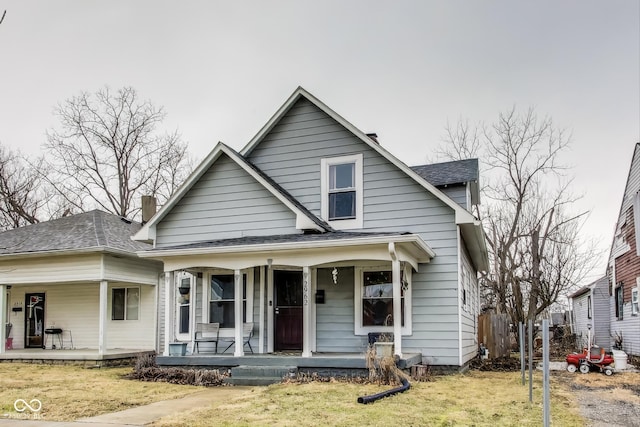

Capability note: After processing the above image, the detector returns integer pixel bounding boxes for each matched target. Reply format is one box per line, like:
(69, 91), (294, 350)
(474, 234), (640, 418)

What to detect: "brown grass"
(0, 363), (591, 426)
(0, 363), (200, 421)
(153, 371), (585, 427)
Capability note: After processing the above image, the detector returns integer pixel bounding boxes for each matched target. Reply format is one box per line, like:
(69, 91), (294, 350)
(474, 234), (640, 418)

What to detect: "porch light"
(332, 267), (339, 285)
(178, 278), (190, 295)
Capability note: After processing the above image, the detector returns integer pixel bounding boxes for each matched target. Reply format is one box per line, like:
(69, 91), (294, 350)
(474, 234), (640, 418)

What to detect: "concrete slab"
(77, 387), (252, 425)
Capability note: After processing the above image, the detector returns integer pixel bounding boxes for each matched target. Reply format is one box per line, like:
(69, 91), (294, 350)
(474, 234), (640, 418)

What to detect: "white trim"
(310, 268), (317, 353)
(98, 280), (108, 356)
(164, 271), (175, 355)
(258, 266), (265, 354)
(353, 265), (412, 336)
(132, 143), (326, 242)
(240, 87), (477, 225)
(175, 272), (194, 342)
(457, 227), (462, 366)
(302, 266), (311, 357)
(202, 268), (254, 338)
(320, 154), (363, 229)
(233, 269), (243, 356)
(267, 262), (274, 353)
(139, 233), (435, 261)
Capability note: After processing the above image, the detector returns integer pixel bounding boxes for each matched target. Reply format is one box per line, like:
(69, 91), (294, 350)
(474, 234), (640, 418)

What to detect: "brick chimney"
(141, 196), (157, 224)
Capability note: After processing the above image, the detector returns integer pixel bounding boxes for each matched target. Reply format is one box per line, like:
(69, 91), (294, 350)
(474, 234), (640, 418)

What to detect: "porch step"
(227, 365), (298, 386)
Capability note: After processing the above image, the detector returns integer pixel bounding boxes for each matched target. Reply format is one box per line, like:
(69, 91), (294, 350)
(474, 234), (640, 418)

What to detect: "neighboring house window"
(209, 274), (247, 328)
(320, 154), (363, 229)
(355, 266), (411, 335)
(615, 284), (624, 320)
(112, 287), (139, 320)
(632, 288), (639, 316)
(587, 295), (592, 319)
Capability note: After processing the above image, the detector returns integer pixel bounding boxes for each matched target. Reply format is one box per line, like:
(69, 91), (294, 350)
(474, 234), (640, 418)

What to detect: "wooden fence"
(478, 313), (511, 359)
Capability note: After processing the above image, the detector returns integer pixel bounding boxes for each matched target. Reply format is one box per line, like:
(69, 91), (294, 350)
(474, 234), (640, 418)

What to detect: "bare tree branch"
(43, 86), (193, 219)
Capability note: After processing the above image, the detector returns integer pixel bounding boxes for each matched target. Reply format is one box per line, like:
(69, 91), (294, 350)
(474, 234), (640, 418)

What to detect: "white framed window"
(176, 272), (193, 339)
(461, 268), (469, 311)
(204, 269), (253, 330)
(321, 154), (363, 229)
(615, 284), (624, 320)
(632, 288), (639, 316)
(354, 266), (411, 335)
(112, 287), (139, 321)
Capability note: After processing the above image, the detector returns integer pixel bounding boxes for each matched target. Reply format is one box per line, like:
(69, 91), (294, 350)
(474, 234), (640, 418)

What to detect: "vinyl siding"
(103, 255), (162, 285)
(608, 145), (640, 356)
(315, 267), (365, 352)
(155, 153), (300, 247)
(460, 238), (479, 364)
(573, 292), (592, 349)
(8, 282), (155, 350)
(0, 254), (103, 284)
(440, 184), (469, 210)
(247, 98), (462, 364)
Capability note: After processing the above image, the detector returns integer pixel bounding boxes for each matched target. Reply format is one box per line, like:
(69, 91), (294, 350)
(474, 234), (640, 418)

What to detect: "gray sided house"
(569, 276), (610, 351)
(134, 87), (488, 370)
(0, 210), (163, 362)
(608, 143), (640, 356)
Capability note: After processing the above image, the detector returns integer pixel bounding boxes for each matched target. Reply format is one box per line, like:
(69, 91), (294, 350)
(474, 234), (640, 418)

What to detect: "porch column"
(258, 266), (265, 354)
(98, 280), (108, 356)
(302, 266), (311, 357)
(164, 271), (175, 356)
(234, 269), (244, 357)
(389, 244), (403, 357)
(0, 284), (6, 354)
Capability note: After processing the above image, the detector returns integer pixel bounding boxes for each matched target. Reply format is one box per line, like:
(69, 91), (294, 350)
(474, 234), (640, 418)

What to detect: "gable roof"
(0, 210), (150, 257)
(411, 159), (478, 187)
(568, 276), (608, 299)
(240, 86), (478, 226)
(133, 142), (330, 242)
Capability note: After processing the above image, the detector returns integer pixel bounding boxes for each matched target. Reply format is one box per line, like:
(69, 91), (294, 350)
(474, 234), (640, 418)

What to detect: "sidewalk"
(0, 386), (253, 426)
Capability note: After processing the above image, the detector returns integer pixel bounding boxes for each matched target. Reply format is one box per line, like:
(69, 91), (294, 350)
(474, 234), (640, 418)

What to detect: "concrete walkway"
(0, 386), (253, 426)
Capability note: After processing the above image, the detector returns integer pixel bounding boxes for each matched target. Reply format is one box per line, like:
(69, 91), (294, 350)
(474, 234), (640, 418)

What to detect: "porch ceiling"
(138, 232), (435, 271)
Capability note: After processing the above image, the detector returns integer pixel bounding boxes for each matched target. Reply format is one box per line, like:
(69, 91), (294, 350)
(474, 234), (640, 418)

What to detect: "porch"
(159, 352), (422, 385)
(158, 351), (421, 369)
(0, 348), (154, 366)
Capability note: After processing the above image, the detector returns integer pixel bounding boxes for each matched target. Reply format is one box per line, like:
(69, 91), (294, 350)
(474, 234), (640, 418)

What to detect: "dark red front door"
(274, 270), (303, 351)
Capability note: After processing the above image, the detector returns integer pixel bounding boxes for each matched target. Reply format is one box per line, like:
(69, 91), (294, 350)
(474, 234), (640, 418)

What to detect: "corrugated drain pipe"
(357, 378), (411, 404)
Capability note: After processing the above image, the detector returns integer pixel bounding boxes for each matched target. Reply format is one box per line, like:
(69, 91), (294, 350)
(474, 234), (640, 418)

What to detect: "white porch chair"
(194, 322), (220, 353)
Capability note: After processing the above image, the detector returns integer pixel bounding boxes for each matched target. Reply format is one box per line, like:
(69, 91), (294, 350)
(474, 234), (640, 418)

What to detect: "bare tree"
(437, 107), (600, 327)
(44, 86), (192, 219)
(0, 145), (49, 230)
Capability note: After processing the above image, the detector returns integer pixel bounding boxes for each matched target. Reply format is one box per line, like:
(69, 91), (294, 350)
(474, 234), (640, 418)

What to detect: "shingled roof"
(0, 210), (152, 256)
(411, 158), (478, 187)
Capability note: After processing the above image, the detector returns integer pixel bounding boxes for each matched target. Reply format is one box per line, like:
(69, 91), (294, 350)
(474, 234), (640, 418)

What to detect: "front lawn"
(0, 363), (585, 426)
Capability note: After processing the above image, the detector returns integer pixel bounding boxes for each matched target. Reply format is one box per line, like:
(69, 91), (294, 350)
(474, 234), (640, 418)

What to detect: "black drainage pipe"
(357, 378), (410, 404)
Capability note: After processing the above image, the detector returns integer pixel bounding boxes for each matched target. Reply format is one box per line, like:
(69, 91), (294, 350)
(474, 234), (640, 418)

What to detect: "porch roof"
(138, 231), (435, 270)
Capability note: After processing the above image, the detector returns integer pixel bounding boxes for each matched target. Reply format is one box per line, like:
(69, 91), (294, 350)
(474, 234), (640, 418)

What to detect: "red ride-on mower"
(566, 346), (615, 375)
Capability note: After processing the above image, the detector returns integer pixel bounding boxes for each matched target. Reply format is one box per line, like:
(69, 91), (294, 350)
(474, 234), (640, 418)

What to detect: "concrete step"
(227, 365), (298, 386)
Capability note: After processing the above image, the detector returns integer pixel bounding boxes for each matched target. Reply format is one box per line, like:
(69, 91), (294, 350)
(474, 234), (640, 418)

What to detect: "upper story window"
(321, 154), (363, 229)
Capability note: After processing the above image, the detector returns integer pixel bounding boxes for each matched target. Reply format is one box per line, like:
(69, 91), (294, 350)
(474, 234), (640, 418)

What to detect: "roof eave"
(0, 246), (141, 260)
(138, 233), (435, 261)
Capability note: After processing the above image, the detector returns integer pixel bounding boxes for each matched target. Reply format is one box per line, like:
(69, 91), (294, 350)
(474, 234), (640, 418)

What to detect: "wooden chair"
(222, 322), (254, 354)
(194, 322), (220, 353)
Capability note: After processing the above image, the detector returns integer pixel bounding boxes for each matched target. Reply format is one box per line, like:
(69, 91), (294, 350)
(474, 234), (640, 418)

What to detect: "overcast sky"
(0, 1), (638, 280)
